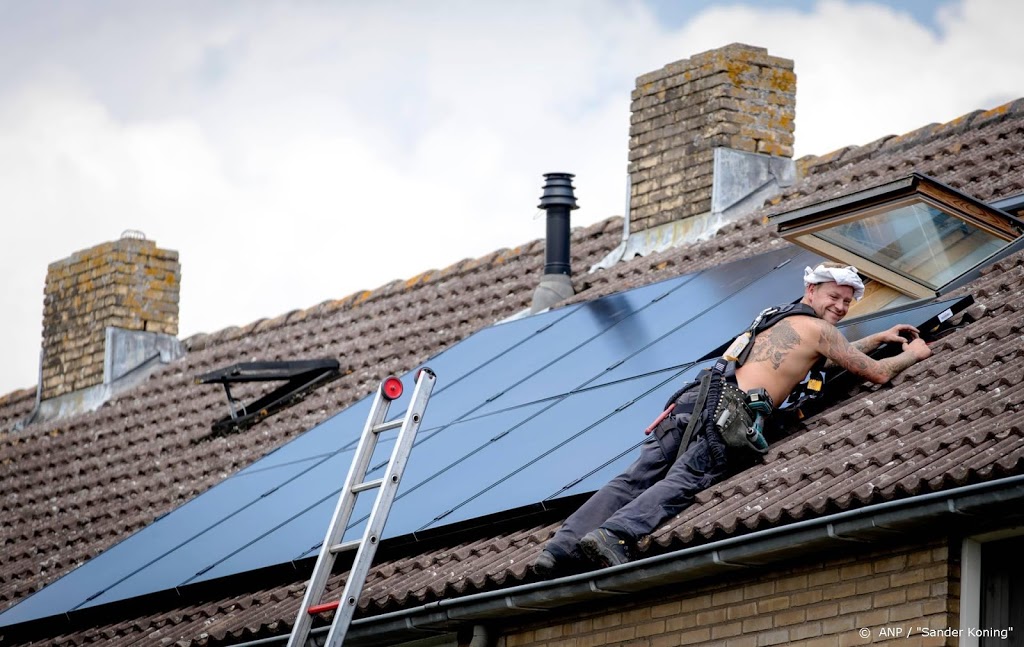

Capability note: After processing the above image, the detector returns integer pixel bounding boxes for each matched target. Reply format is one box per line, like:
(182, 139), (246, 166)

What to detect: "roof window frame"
(770, 173), (1024, 299)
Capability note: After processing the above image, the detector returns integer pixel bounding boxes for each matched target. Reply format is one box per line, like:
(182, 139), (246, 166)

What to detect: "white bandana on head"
(803, 264), (865, 300)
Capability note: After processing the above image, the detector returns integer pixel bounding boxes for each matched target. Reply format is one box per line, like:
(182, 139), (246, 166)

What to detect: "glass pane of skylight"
(809, 200), (1008, 289)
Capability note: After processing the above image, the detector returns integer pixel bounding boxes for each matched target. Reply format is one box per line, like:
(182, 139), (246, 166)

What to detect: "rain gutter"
(241, 475), (1024, 647)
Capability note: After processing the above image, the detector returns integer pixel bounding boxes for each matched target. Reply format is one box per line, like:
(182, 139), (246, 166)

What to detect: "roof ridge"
(797, 97), (1024, 176)
(0, 387), (35, 408)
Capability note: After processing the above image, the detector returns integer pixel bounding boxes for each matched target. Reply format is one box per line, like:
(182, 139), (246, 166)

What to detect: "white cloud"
(1, 0), (1022, 396)
(670, 0), (1024, 156)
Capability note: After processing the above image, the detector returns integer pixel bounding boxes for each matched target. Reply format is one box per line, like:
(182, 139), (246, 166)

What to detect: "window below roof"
(961, 532), (1024, 647)
(771, 174), (1024, 303)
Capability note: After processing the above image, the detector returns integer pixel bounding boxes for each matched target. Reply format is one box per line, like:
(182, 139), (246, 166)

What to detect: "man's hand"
(903, 337), (932, 361)
(878, 324), (920, 344)
(854, 324), (920, 353)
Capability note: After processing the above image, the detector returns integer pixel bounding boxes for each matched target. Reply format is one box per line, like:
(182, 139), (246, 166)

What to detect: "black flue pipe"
(538, 172), (579, 276)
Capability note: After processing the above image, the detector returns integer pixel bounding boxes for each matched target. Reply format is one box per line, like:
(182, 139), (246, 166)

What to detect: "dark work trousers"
(544, 385), (730, 562)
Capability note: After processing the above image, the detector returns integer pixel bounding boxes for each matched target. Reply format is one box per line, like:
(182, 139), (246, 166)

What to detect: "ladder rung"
(372, 419), (403, 433)
(352, 478), (383, 493)
(308, 601), (340, 615)
(329, 539), (360, 554)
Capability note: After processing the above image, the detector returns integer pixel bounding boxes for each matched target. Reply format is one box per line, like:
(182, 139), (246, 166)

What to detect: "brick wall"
(41, 236), (180, 400)
(503, 541), (954, 647)
(628, 43), (796, 234)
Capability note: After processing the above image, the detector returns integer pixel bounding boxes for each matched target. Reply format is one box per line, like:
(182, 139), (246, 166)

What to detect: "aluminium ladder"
(287, 368), (437, 647)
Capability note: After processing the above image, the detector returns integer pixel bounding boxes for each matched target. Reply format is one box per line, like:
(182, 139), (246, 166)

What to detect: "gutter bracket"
(587, 580), (629, 596)
(826, 523), (873, 543)
(711, 550), (756, 568)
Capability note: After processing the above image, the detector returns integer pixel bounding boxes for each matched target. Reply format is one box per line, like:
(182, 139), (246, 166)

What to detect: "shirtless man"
(737, 264), (933, 405)
(533, 263), (933, 575)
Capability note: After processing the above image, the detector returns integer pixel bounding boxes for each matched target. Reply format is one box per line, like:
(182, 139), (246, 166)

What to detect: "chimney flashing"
(14, 327), (184, 430)
(711, 147), (795, 217)
(530, 274), (575, 314)
(591, 147), (794, 272)
(103, 327), (185, 385)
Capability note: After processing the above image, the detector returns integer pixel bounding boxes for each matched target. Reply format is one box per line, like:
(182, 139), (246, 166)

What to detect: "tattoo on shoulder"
(750, 319), (801, 370)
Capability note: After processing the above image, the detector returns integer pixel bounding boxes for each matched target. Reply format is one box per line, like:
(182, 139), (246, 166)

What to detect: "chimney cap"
(121, 229), (147, 240)
(538, 172), (579, 210)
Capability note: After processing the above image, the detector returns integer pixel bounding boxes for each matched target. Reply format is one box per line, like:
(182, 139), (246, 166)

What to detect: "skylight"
(770, 174), (1024, 299)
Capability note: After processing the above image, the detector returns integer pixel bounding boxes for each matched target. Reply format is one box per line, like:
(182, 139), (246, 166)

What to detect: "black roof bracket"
(195, 359), (340, 437)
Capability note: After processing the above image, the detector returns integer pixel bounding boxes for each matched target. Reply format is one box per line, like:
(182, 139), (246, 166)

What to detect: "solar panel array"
(0, 246), (966, 627)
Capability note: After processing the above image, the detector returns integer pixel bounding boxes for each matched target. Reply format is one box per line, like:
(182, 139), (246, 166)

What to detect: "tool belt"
(713, 382), (769, 457)
(651, 365), (770, 462)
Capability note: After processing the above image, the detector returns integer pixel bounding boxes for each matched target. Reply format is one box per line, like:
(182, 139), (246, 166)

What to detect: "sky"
(1, 0), (1023, 397)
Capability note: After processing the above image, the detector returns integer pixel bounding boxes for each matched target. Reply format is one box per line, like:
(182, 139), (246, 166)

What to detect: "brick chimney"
(626, 43), (796, 237)
(40, 232), (182, 402)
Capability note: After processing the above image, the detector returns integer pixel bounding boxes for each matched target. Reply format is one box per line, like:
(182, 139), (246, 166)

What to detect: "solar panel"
(422, 366), (709, 530)
(387, 371), (680, 533)
(1, 246), (969, 627)
(0, 457), (319, 623)
(209, 401), (553, 575)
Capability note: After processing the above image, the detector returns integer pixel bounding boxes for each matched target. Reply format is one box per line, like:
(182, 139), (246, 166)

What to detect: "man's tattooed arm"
(817, 322), (922, 383)
(876, 352), (921, 381)
(818, 323), (874, 376)
(850, 337), (877, 354)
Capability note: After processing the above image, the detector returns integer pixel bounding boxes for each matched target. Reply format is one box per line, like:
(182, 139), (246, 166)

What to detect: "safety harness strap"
(675, 357), (730, 461)
(676, 369), (712, 463)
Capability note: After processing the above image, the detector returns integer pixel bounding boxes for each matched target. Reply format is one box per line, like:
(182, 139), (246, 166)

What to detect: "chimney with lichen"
(626, 42), (797, 239)
(39, 231), (182, 403)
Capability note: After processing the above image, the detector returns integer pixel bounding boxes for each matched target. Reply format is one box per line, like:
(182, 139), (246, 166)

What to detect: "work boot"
(580, 528), (631, 568)
(531, 549), (559, 578)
